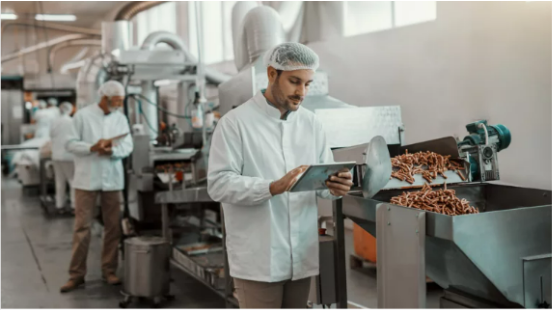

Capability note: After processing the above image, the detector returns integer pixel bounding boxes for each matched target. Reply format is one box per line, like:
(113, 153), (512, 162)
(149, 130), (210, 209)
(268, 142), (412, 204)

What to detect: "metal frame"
(332, 199), (348, 308)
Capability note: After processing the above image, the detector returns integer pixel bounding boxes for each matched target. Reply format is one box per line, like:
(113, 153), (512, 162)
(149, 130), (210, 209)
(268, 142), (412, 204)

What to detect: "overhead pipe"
(231, 1), (260, 71)
(48, 39), (101, 69)
(241, 6), (286, 68)
(114, 1), (167, 21)
(1, 34), (95, 63)
(140, 31), (230, 85)
(60, 59), (88, 74)
(0, 20), (101, 40)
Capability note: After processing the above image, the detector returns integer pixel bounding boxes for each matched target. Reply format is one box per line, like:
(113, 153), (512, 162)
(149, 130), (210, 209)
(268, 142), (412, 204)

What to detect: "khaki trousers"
(234, 277), (311, 308)
(69, 189), (121, 280)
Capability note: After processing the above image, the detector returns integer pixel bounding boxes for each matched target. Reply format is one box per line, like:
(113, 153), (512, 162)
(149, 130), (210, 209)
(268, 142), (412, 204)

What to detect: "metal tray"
(172, 246), (226, 290)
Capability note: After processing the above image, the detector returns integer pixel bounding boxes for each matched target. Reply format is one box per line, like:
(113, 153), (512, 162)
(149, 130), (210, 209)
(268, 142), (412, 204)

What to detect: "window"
(188, 1), (236, 64)
(135, 2), (177, 47)
(343, 1), (436, 37)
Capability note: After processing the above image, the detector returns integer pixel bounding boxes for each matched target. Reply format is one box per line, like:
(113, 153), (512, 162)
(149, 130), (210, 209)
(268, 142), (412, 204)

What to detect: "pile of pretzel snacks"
(391, 150), (466, 184)
(390, 183), (479, 216)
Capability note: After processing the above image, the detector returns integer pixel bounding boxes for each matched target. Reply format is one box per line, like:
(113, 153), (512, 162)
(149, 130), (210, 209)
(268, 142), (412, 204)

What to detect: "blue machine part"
(458, 120), (511, 152)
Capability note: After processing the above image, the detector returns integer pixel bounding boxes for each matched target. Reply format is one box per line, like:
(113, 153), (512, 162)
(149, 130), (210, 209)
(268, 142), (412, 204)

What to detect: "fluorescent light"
(35, 14), (76, 22)
(1, 13), (18, 20)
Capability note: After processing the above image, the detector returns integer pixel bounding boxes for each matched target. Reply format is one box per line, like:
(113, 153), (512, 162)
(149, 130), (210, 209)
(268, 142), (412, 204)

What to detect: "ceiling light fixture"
(35, 14), (77, 22)
(1, 13), (18, 20)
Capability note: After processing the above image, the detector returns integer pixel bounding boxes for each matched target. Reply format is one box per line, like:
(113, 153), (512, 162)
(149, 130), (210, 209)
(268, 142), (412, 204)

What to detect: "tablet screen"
(290, 162), (356, 192)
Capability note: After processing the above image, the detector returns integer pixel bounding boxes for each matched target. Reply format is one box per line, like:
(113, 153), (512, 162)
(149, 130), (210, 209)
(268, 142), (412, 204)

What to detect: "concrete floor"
(1, 176), (443, 308)
(1, 177), (225, 308)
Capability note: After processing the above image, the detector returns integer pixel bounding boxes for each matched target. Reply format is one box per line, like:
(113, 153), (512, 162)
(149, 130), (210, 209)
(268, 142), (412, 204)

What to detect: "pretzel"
(391, 150), (465, 184)
(390, 183), (479, 216)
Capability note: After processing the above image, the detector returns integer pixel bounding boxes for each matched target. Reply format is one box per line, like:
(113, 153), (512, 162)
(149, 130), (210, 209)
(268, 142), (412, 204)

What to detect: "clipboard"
(289, 161), (356, 192)
(107, 132), (129, 142)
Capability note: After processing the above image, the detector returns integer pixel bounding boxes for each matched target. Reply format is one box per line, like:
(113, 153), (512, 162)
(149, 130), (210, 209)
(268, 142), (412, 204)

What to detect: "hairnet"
(59, 102), (73, 115)
(98, 80), (125, 98)
(263, 42), (319, 71)
(38, 100), (48, 109)
(47, 97), (58, 106)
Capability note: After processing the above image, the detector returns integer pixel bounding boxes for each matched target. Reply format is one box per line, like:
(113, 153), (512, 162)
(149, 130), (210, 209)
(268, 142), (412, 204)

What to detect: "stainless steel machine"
(324, 108), (551, 308)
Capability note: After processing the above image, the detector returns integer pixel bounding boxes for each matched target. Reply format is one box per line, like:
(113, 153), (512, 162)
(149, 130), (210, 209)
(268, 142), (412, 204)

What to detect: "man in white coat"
(208, 43), (353, 308)
(49, 102), (76, 215)
(60, 80), (133, 293)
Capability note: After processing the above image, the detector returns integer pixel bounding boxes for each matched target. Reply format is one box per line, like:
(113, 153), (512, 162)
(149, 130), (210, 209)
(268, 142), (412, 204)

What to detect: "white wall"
(309, 1), (551, 190)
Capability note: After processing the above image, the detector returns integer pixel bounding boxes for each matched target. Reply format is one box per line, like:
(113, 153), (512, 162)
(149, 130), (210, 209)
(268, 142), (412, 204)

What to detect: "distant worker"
(47, 97), (61, 118)
(33, 99), (57, 138)
(49, 102), (76, 215)
(60, 80), (133, 293)
(208, 43), (353, 308)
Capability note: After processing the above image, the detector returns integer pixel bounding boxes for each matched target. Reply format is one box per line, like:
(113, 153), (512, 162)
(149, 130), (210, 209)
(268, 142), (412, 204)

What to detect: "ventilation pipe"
(0, 21), (101, 39)
(231, 1), (260, 71)
(49, 39), (101, 70)
(114, 1), (167, 21)
(234, 6), (286, 72)
(1, 34), (95, 63)
(76, 53), (110, 109)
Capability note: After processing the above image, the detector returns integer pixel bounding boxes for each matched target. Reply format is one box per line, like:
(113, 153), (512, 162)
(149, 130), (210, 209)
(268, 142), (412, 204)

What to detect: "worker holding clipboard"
(60, 80), (134, 293)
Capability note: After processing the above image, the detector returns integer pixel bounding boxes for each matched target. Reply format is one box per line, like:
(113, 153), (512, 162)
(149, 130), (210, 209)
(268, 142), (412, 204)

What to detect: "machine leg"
(332, 199), (348, 308)
(221, 205), (234, 308)
(161, 203), (170, 242)
(376, 203), (427, 308)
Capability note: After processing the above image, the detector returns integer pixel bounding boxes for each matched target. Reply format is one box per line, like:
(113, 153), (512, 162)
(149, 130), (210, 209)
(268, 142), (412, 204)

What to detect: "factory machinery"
(316, 107), (551, 308)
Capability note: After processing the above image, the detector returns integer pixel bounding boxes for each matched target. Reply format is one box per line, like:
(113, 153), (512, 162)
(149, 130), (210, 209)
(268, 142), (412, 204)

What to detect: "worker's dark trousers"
(68, 189), (121, 280)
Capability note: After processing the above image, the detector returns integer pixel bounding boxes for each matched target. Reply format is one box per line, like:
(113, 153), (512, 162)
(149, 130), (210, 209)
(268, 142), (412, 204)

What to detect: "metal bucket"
(123, 236), (170, 298)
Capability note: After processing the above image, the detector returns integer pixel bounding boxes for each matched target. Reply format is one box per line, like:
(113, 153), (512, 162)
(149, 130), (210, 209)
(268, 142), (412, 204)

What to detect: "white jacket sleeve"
(66, 112), (93, 156)
(315, 119), (341, 200)
(111, 115), (133, 159)
(207, 117), (273, 206)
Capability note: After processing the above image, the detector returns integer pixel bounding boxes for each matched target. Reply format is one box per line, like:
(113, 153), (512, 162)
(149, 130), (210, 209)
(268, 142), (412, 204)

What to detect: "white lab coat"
(34, 107), (60, 139)
(66, 104), (133, 191)
(208, 90), (337, 283)
(50, 114), (74, 161)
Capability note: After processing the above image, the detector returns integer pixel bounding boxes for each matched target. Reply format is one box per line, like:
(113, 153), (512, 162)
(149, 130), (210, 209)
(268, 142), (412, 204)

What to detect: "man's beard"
(271, 79), (303, 111)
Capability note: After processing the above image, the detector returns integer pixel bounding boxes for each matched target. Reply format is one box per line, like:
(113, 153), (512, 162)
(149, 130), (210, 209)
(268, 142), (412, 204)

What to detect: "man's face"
(268, 68), (314, 112)
(107, 96), (124, 112)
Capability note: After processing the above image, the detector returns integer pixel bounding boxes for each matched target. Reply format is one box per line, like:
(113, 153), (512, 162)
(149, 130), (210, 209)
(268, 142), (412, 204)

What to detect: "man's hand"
(90, 139), (112, 153)
(326, 168), (353, 196)
(270, 165), (309, 196)
(98, 147), (113, 156)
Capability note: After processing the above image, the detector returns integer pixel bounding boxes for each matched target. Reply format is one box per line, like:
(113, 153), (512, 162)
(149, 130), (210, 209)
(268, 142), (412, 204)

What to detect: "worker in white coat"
(208, 43), (353, 308)
(60, 80), (133, 293)
(33, 100), (57, 138)
(50, 102), (76, 215)
(47, 97), (61, 118)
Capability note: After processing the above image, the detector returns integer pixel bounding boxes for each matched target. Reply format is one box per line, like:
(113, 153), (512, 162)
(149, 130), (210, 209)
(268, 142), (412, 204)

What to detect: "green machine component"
(458, 120), (512, 182)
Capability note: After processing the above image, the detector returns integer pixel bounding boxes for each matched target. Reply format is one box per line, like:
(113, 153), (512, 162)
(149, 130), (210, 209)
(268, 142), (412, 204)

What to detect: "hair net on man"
(98, 80), (125, 98)
(59, 102), (73, 115)
(38, 100), (48, 109)
(263, 42), (320, 71)
(48, 97), (58, 106)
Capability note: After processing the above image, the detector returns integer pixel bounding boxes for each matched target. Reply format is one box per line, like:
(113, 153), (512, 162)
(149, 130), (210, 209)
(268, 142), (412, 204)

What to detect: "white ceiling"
(1, 1), (126, 27)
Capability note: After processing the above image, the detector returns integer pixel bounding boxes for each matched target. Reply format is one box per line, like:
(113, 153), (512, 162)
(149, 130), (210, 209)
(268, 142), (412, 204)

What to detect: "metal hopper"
(336, 137), (551, 308)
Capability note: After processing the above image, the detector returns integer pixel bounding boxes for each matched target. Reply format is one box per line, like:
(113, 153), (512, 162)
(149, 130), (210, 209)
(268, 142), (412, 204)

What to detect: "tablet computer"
(289, 161), (357, 192)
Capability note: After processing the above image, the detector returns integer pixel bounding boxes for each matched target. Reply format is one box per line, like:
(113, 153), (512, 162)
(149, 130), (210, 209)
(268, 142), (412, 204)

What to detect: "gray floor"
(2, 176), (443, 308)
(1, 177), (225, 308)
